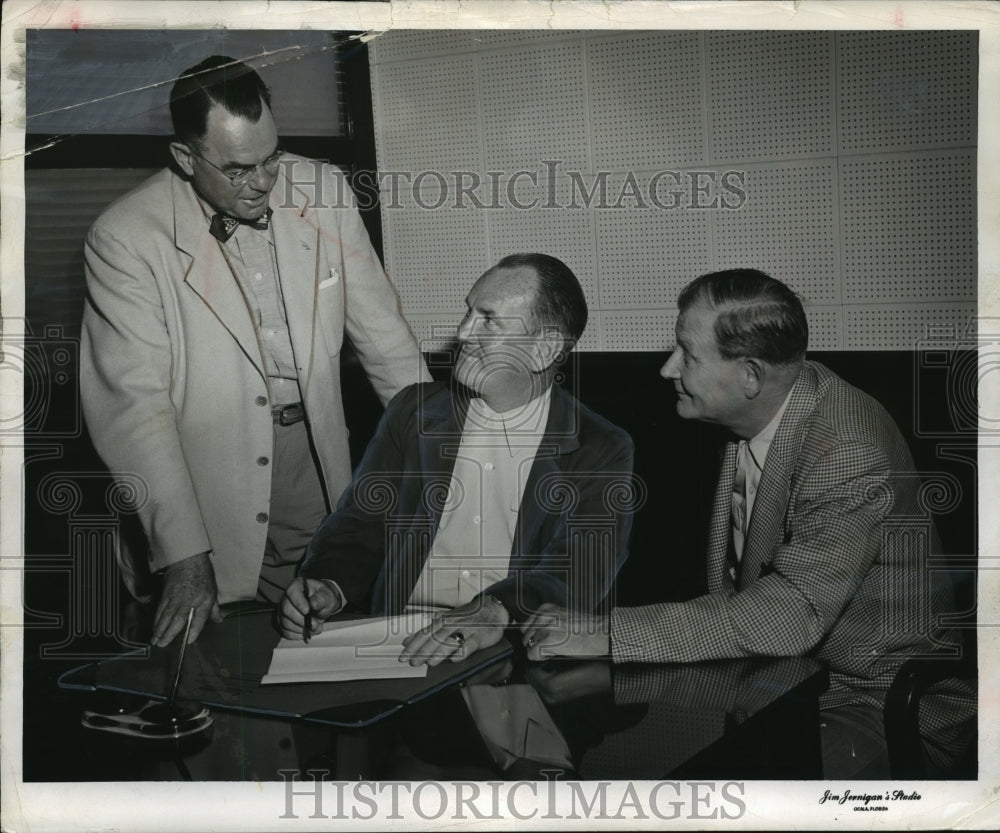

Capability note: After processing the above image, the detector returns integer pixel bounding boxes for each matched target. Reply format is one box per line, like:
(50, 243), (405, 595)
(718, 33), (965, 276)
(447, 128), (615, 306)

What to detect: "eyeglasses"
(189, 147), (283, 187)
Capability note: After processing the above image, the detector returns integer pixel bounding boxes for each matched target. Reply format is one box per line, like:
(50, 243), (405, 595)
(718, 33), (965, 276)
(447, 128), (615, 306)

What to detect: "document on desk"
(261, 613), (434, 684)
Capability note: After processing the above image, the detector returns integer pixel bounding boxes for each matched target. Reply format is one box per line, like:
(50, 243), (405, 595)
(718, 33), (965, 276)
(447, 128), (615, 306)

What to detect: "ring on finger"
(450, 631), (466, 647)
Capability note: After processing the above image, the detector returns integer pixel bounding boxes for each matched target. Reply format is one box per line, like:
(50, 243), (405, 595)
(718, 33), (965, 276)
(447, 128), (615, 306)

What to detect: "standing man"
(524, 268), (972, 776)
(279, 254), (636, 666)
(81, 56), (430, 646)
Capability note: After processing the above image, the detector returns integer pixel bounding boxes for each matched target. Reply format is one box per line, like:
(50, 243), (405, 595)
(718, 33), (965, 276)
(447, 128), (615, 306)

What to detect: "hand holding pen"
(301, 576), (312, 643)
(278, 577), (345, 640)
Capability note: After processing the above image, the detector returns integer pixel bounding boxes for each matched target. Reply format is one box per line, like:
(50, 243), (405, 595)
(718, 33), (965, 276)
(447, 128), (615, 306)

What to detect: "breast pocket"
(316, 262), (345, 355)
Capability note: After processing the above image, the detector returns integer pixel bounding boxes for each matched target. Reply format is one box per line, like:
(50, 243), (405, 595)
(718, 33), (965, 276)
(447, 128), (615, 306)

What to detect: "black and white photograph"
(1, 1), (997, 829)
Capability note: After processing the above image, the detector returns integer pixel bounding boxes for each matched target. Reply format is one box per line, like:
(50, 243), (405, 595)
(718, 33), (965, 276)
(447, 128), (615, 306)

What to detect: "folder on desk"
(262, 613), (433, 684)
(58, 609), (513, 728)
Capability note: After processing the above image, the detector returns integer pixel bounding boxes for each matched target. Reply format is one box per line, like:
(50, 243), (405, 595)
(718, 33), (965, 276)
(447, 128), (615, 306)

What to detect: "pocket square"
(319, 268), (340, 289)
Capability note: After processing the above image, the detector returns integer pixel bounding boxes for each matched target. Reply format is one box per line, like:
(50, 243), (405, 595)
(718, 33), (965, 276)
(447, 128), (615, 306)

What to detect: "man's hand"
(522, 603), (611, 661)
(399, 596), (510, 667)
(151, 552), (222, 647)
(279, 578), (344, 639)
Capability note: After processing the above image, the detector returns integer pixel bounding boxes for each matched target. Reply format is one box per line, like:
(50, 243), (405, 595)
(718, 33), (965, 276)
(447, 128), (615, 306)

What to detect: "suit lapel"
(708, 441), (737, 592)
(737, 363), (819, 589)
(174, 175), (265, 378)
(379, 386), (465, 611)
(513, 386), (580, 561)
(417, 386), (468, 533)
(739, 449), (790, 588)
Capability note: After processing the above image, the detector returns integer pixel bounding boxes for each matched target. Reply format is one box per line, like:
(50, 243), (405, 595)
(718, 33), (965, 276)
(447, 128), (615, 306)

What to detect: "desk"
(53, 610), (828, 781)
(384, 656), (828, 780)
(57, 608), (512, 780)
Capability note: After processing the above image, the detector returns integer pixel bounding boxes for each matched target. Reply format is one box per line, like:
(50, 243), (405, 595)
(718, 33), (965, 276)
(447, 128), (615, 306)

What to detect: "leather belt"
(272, 402), (305, 426)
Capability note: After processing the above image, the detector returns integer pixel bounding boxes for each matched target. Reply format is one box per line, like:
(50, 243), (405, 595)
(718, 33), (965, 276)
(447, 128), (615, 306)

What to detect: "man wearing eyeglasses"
(80, 56), (430, 647)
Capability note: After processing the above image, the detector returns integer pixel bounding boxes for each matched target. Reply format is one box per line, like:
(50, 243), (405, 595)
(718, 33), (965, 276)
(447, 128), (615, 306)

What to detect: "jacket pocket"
(316, 261), (345, 355)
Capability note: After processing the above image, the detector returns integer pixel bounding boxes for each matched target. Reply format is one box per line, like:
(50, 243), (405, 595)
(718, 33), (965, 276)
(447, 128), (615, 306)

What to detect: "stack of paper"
(261, 613), (435, 684)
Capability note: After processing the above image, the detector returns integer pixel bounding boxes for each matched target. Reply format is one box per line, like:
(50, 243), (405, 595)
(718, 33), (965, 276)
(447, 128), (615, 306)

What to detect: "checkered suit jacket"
(612, 361), (968, 719)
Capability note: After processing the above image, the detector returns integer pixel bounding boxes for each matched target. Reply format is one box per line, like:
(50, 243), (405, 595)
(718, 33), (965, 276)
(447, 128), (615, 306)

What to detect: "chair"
(884, 651), (977, 779)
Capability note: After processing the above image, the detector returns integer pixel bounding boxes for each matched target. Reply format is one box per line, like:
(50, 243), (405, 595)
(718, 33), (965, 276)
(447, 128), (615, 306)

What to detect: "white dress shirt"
(407, 389), (552, 609)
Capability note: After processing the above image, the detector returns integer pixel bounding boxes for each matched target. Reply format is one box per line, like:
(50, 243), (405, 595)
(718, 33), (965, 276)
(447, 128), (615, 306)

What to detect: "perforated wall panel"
(602, 308), (842, 353)
(845, 304), (976, 350)
(596, 200), (712, 309)
(589, 32), (705, 169)
(840, 151), (976, 304)
(804, 308), (843, 352)
(601, 310), (677, 352)
(486, 177), (599, 344)
(370, 31), (976, 352)
(480, 43), (590, 172)
(475, 30), (586, 50)
(838, 31), (977, 153)
(715, 161), (839, 303)
(707, 31), (835, 161)
(369, 30), (585, 64)
(372, 55), (482, 173)
(384, 203), (488, 315)
(369, 30), (491, 63)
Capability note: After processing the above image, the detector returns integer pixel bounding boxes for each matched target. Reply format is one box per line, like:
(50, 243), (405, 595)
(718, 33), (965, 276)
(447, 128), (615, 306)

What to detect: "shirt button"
(254, 272), (263, 281)
(255, 396), (268, 406)
(461, 570), (470, 578)
(257, 456), (269, 466)
(256, 512), (269, 524)
(484, 462), (494, 471)
(473, 515), (481, 525)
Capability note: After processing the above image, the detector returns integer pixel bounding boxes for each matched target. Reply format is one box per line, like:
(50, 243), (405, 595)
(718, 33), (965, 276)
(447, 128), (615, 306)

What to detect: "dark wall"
(339, 348), (979, 610)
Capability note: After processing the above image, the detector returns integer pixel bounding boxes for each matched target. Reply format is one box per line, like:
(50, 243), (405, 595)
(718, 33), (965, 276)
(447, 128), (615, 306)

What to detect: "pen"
(302, 576), (312, 644)
(168, 607), (196, 706)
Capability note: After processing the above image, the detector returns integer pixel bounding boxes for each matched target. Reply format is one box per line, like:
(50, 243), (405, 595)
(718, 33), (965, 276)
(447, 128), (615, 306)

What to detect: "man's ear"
(530, 326), (564, 372)
(170, 141), (195, 177)
(742, 358), (765, 399)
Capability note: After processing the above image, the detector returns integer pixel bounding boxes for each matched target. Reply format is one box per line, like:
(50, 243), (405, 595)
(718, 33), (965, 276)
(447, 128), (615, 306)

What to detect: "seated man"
(524, 268), (974, 777)
(280, 253), (636, 666)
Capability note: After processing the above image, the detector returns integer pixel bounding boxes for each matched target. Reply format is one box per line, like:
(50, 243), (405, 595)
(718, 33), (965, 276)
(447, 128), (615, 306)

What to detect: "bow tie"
(209, 208), (272, 242)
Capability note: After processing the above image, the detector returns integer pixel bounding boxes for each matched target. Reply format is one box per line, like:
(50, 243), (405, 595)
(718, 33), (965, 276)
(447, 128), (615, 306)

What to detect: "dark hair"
(170, 56), (272, 146)
(496, 253), (588, 348)
(677, 268), (808, 364)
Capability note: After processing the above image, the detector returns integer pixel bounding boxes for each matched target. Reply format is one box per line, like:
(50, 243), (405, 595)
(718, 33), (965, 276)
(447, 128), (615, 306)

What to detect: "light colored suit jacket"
(80, 157), (429, 602)
(612, 361), (961, 712)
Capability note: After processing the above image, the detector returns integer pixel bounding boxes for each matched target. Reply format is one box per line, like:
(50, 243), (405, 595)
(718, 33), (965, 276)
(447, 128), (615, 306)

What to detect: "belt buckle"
(273, 402), (304, 426)
(278, 403), (303, 426)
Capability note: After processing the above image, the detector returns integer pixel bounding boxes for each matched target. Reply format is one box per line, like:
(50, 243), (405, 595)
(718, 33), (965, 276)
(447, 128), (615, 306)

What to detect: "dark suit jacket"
(612, 362), (968, 716)
(302, 381), (636, 617)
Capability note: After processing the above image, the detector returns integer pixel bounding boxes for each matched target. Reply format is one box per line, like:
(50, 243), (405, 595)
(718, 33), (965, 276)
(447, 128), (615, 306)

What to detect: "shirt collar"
(746, 386), (794, 471)
(466, 386), (553, 435)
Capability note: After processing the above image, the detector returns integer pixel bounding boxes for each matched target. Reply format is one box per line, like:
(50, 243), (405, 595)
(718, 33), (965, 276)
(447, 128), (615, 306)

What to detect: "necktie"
(730, 440), (750, 575)
(209, 208), (272, 242)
